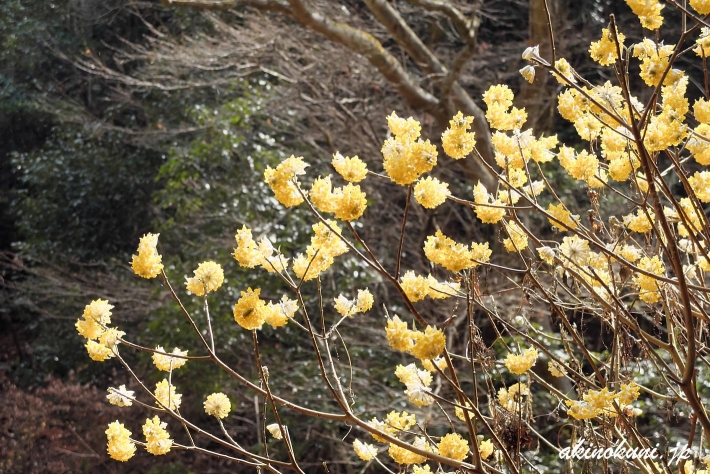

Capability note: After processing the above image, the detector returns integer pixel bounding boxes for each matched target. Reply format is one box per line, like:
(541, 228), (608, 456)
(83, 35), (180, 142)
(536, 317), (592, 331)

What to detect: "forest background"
(0, 0), (691, 473)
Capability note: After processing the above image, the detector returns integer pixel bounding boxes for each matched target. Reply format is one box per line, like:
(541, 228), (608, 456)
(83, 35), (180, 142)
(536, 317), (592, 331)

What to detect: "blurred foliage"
(11, 127), (162, 259)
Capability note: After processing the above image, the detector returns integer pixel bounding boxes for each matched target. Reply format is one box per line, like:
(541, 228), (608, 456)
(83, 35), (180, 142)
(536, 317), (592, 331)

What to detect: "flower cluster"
(292, 220), (349, 281)
(309, 175), (368, 221)
(264, 155), (309, 207)
(333, 289), (374, 317)
(566, 383), (641, 420)
(381, 112), (438, 185)
(399, 271), (460, 302)
(232, 288), (299, 330)
(185, 261), (224, 296)
(204, 392), (231, 419)
(441, 111), (476, 160)
(106, 421), (136, 462)
(131, 233), (163, 279)
(152, 346), (188, 372)
(423, 229), (491, 272)
(75, 299), (124, 362)
(143, 416), (173, 455)
(504, 347), (539, 375)
(395, 363), (434, 407)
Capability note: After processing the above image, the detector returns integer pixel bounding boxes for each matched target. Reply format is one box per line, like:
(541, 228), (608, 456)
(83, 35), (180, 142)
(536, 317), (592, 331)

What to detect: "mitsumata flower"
(204, 392), (231, 419)
(84, 21), (710, 472)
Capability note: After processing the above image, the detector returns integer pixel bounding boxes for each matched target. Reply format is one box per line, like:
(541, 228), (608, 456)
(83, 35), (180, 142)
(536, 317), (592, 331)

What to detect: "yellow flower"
(233, 287), (268, 330)
(559, 235), (590, 266)
(257, 237), (289, 273)
(385, 315), (416, 352)
(537, 246), (555, 264)
(552, 58), (577, 84)
(355, 289), (374, 313)
(86, 340), (113, 362)
(154, 379), (181, 410)
(437, 433), (469, 461)
(558, 147), (604, 186)
(455, 401), (473, 422)
(292, 250), (334, 282)
(185, 261), (224, 296)
(264, 155), (309, 207)
(332, 152), (368, 182)
(503, 221), (529, 252)
(557, 88), (588, 123)
(608, 157), (633, 181)
(332, 183), (367, 221)
(566, 387), (617, 419)
(626, 0), (664, 30)
(623, 209), (655, 233)
(107, 385), (134, 407)
(309, 176), (336, 213)
(263, 295), (298, 328)
(131, 233), (163, 279)
(688, 123), (710, 165)
(691, 0), (710, 16)
(677, 197), (703, 237)
(396, 363), (434, 407)
(483, 84), (528, 131)
(204, 392), (231, 419)
(479, 439), (494, 460)
(410, 326), (446, 360)
(547, 203), (579, 231)
(548, 361), (566, 377)
(695, 98), (710, 123)
(617, 382), (641, 405)
(353, 439), (378, 461)
(688, 171), (710, 202)
(310, 220), (348, 256)
(424, 230), (490, 272)
(590, 27), (624, 66)
(233, 225), (262, 268)
(413, 177), (449, 209)
(498, 383), (530, 411)
(413, 466), (433, 474)
(441, 112), (476, 159)
(152, 346), (188, 372)
(334, 289), (373, 317)
(291, 220), (348, 282)
(483, 84), (514, 108)
(76, 299), (113, 340)
(386, 410), (417, 433)
(504, 347), (538, 375)
(695, 27), (710, 57)
(388, 438), (430, 465)
(633, 256), (665, 304)
(143, 416), (172, 455)
(382, 113), (438, 185)
(633, 39), (679, 87)
(422, 356), (448, 373)
(395, 363), (432, 387)
(565, 400), (601, 419)
(426, 275), (459, 299)
(266, 423), (283, 439)
(472, 182), (506, 224)
(520, 65), (535, 84)
(106, 421), (136, 462)
(387, 111), (421, 139)
(400, 271), (430, 303)
(618, 244), (642, 262)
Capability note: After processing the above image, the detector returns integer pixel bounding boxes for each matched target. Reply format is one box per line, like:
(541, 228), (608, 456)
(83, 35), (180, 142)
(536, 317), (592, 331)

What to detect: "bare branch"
(160, 0), (290, 13)
(285, 0), (441, 115)
(403, 0), (474, 42)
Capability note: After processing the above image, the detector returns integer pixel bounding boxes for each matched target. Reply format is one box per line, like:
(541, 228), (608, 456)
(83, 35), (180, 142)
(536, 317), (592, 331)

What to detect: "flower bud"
(520, 65), (536, 83)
